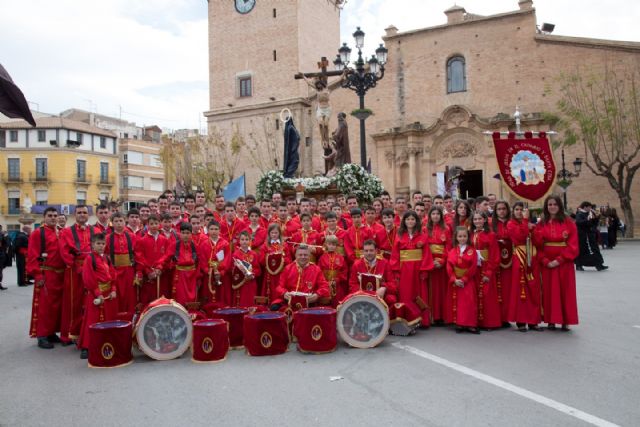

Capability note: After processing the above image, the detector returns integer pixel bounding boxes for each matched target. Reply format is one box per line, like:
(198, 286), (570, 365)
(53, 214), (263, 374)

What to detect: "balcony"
(1, 172), (23, 184)
(98, 176), (115, 187)
(75, 174), (93, 185)
(28, 172), (51, 183)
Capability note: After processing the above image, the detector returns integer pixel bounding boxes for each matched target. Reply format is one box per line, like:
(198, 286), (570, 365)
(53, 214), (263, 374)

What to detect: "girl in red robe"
(446, 200), (472, 232)
(260, 224), (291, 304)
(445, 227), (479, 334)
(390, 211), (434, 327)
(167, 223), (199, 307)
(471, 211), (501, 329)
(424, 206), (451, 324)
(491, 201), (513, 325)
(534, 195), (579, 331)
(230, 231), (261, 307)
(507, 202), (543, 331)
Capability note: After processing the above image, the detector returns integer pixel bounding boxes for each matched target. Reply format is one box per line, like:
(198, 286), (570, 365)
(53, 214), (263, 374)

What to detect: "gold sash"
(113, 254), (133, 267)
(478, 249), (489, 260)
(453, 266), (467, 278)
(98, 281), (111, 292)
(176, 265), (196, 271)
(429, 244), (445, 255)
(544, 241), (566, 247)
(41, 266), (65, 274)
(323, 269), (338, 281)
(399, 249), (422, 262)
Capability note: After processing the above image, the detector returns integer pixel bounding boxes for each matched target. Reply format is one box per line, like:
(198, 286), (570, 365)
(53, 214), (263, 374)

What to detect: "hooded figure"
(283, 117), (300, 178)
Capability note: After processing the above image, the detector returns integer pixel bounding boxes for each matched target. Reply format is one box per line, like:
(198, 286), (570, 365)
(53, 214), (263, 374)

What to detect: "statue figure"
(332, 112), (352, 167)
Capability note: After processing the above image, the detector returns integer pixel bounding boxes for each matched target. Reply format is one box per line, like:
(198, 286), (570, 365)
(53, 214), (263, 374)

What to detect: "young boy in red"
(289, 213), (322, 263)
(230, 231), (261, 307)
(197, 220), (230, 306)
(135, 214), (169, 306)
(317, 235), (348, 306)
(167, 222), (199, 307)
(105, 213), (137, 315)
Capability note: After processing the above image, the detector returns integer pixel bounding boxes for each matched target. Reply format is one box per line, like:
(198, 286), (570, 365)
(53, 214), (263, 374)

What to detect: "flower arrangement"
(255, 164), (384, 203)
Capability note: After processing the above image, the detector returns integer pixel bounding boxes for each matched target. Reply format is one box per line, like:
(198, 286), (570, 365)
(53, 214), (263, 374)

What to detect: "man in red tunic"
(105, 213), (138, 315)
(321, 212), (347, 257)
(166, 222), (199, 307)
(289, 213), (322, 263)
(27, 207), (66, 349)
(348, 240), (396, 306)
(198, 220), (231, 306)
(229, 231), (261, 307)
(317, 235), (348, 306)
(271, 244), (330, 309)
(59, 205), (94, 344)
(135, 214), (169, 306)
(375, 208), (397, 260)
(344, 208), (374, 266)
(94, 204), (111, 234)
(220, 202), (249, 252)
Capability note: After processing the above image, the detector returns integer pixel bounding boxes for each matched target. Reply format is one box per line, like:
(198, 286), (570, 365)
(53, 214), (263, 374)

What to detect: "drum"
(192, 319), (229, 363)
(88, 320), (133, 368)
(134, 297), (193, 361)
(389, 302), (422, 336)
(336, 292), (389, 348)
(243, 312), (289, 356)
(293, 308), (337, 353)
(210, 308), (248, 349)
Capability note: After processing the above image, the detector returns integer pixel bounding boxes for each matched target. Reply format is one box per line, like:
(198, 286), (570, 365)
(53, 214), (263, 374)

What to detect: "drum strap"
(174, 240), (197, 263)
(90, 252), (112, 271)
(109, 232), (135, 266)
(71, 224), (94, 252)
(39, 226), (46, 260)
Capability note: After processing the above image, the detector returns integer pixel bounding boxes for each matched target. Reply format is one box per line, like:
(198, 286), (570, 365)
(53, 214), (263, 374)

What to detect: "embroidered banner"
(492, 131), (556, 202)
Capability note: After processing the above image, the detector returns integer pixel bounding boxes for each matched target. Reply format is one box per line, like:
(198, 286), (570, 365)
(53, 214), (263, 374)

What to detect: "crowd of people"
(17, 188), (586, 359)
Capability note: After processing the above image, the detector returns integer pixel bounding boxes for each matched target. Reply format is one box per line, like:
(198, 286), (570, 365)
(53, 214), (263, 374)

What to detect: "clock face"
(235, 0), (256, 14)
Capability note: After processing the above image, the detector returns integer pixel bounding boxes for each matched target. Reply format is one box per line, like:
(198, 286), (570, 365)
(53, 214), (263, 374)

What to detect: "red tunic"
(220, 218), (249, 251)
(94, 222), (112, 234)
(374, 225), (397, 260)
(344, 225), (374, 265)
(507, 219), (542, 325)
(348, 257), (397, 306)
(471, 230), (501, 328)
(321, 227), (347, 257)
(104, 230), (137, 315)
(424, 224), (451, 322)
(27, 225), (65, 338)
(273, 262), (330, 305)
(389, 231), (434, 325)
(259, 240), (291, 304)
(534, 218), (579, 325)
(445, 246), (478, 327)
(248, 225), (267, 251)
(197, 237), (231, 305)
(317, 251), (348, 306)
(494, 219), (514, 322)
(311, 215), (327, 233)
(289, 228), (323, 262)
(230, 248), (261, 307)
(78, 252), (118, 350)
(166, 240), (199, 307)
(59, 224), (94, 341)
(134, 232), (170, 306)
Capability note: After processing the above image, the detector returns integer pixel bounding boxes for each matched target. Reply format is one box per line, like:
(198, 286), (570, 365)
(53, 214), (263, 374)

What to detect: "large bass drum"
(336, 292), (389, 349)
(134, 297), (193, 360)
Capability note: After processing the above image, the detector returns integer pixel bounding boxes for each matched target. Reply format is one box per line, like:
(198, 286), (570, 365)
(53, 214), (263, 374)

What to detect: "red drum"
(134, 298), (193, 361)
(337, 292), (390, 348)
(210, 308), (248, 349)
(243, 312), (289, 356)
(293, 308), (337, 354)
(192, 319), (229, 363)
(389, 302), (421, 336)
(88, 320), (133, 368)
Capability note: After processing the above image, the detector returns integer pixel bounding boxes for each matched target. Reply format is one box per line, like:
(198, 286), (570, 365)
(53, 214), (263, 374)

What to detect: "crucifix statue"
(295, 57), (347, 175)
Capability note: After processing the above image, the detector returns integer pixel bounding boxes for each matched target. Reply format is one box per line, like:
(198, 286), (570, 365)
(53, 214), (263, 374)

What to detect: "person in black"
(0, 225), (11, 290)
(14, 225), (31, 287)
(607, 208), (620, 249)
(574, 201), (608, 271)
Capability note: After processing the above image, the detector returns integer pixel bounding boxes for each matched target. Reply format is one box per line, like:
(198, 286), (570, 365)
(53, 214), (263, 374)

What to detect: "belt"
(176, 265), (196, 271)
(544, 242), (567, 247)
(479, 249), (489, 259)
(355, 249), (362, 258)
(98, 281), (111, 292)
(454, 266), (467, 277)
(399, 249), (422, 261)
(324, 269), (337, 280)
(336, 247), (345, 256)
(41, 266), (65, 274)
(113, 254), (133, 267)
(429, 244), (445, 255)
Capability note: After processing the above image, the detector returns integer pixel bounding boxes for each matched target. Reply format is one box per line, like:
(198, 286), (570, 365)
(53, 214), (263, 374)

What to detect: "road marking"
(633, 325), (640, 329)
(392, 342), (620, 427)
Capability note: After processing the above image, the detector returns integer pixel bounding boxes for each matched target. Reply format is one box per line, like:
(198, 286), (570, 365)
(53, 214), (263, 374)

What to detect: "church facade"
(205, 0), (640, 225)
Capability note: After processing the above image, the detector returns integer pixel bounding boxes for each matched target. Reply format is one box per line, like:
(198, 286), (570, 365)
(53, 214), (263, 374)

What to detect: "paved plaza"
(1, 243), (638, 427)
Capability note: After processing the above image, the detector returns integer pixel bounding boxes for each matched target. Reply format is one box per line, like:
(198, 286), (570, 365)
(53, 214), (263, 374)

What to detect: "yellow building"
(0, 115), (118, 230)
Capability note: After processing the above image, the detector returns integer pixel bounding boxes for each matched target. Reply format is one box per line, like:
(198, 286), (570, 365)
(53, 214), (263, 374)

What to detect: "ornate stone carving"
(441, 141), (477, 158)
(396, 148), (409, 162)
(384, 150), (395, 167)
(407, 146), (423, 157)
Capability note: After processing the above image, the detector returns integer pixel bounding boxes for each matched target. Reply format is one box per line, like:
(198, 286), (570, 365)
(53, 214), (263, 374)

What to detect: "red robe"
(348, 257), (397, 306)
(27, 225), (65, 338)
(259, 240), (291, 304)
(321, 228), (347, 257)
(493, 219), (514, 322)
(506, 219), (542, 325)
(248, 225), (267, 251)
(220, 218), (249, 251)
(311, 215), (327, 233)
(134, 232), (170, 306)
(424, 224), (451, 322)
(273, 262), (330, 305)
(166, 240), (199, 307)
(94, 222), (112, 234)
(259, 215), (273, 230)
(534, 218), (579, 325)
(289, 228), (323, 262)
(104, 230), (137, 315)
(375, 225), (397, 260)
(78, 252), (118, 349)
(445, 246), (478, 327)
(389, 231), (434, 325)
(191, 231), (208, 248)
(59, 224), (94, 341)
(344, 225), (374, 265)
(317, 251), (348, 306)
(230, 247), (261, 307)
(197, 237), (231, 305)
(471, 230), (501, 328)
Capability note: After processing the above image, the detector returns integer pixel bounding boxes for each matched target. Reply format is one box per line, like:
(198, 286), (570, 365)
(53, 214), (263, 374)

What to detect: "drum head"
(135, 303), (193, 360)
(337, 294), (389, 348)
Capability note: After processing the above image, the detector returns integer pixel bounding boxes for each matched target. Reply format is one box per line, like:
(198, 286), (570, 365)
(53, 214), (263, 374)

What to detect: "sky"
(1, 0), (638, 132)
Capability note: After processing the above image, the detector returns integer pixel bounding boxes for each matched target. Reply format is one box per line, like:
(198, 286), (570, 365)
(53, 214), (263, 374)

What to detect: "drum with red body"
(243, 312), (289, 356)
(134, 297), (193, 360)
(191, 319), (229, 363)
(293, 307), (337, 353)
(337, 292), (390, 348)
(88, 320), (133, 368)
(210, 307), (248, 349)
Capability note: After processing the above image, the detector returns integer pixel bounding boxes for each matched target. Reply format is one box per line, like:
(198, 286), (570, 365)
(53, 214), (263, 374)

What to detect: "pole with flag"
(223, 174), (246, 202)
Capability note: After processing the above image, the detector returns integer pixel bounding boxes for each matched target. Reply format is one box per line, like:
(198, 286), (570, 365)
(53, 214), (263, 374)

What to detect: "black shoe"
(466, 327), (481, 334)
(47, 334), (62, 343)
(501, 322), (511, 329)
(37, 338), (54, 349)
(528, 324), (544, 332)
(560, 325), (571, 332)
(575, 265), (584, 271)
(596, 265), (609, 271)
(60, 340), (74, 347)
(0, 284), (7, 290)
(455, 327), (464, 334)
(80, 349), (89, 359)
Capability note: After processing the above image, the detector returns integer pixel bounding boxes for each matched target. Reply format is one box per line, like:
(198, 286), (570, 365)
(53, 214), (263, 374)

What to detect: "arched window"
(447, 56), (466, 93)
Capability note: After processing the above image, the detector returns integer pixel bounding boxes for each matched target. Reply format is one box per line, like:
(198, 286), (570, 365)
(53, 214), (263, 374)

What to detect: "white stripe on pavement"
(392, 342), (620, 427)
(632, 325), (640, 329)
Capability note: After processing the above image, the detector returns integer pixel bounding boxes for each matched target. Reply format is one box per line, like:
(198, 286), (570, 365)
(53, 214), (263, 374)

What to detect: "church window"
(447, 56), (466, 93)
(238, 76), (252, 97)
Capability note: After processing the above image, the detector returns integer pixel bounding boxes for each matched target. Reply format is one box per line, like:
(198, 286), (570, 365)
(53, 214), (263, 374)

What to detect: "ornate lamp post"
(556, 148), (583, 209)
(333, 27), (388, 168)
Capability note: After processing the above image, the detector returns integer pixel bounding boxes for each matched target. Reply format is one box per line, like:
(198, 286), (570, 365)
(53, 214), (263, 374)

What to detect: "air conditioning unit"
(49, 140), (58, 146)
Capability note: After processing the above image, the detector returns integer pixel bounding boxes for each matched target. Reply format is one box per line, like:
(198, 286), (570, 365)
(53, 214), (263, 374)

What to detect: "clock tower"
(204, 0), (342, 186)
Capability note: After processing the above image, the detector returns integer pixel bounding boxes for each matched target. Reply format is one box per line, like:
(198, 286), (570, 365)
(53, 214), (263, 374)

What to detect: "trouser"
(17, 254), (27, 286)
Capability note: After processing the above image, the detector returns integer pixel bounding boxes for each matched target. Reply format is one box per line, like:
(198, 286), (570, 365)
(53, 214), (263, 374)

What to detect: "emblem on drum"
(260, 332), (273, 349)
(501, 248), (509, 258)
(101, 342), (115, 360)
(202, 337), (214, 354)
(311, 325), (323, 341)
(366, 283), (374, 291)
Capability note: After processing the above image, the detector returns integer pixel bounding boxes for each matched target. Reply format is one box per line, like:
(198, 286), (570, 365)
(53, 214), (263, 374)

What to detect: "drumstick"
(156, 275), (161, 299)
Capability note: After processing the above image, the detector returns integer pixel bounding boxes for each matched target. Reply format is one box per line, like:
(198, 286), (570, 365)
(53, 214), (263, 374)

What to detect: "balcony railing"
(98, 176), (115, 186)
(1, 172), (23, 183)
(8, 206), (22, 215)
(29, 172), (50, 183)
(75, 174), (92, 184)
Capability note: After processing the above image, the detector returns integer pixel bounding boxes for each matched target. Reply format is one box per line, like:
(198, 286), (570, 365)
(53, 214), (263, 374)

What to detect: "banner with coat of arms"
(492, 131), (556, 202)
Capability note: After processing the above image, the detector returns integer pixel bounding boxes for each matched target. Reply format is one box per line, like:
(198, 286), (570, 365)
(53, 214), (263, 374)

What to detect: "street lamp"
(556, 148), (583, 209)
(332, 28), (388, 168)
